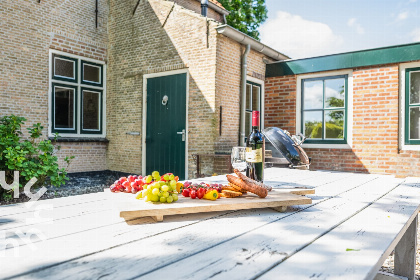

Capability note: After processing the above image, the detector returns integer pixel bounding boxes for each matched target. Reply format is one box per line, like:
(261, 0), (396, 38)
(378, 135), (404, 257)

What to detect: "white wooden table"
(0, 168), (419, 280)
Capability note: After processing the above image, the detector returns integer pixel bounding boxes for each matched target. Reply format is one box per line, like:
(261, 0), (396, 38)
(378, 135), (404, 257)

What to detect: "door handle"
(177, 129), (186, 141)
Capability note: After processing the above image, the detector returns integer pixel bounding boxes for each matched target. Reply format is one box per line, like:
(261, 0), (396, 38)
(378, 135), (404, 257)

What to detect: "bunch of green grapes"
(136, 171), (179, 203)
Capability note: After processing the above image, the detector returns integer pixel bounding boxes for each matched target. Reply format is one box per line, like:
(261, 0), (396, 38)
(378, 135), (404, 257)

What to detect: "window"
(81, 60), (103, 87)
(245, 81), (262, 138)
(405, 67), (420, 145)
(52, 55), (78, 82)
(50, 51), (105, 136)
(301, 75), (347, 144)
(81, 88), (102, 133)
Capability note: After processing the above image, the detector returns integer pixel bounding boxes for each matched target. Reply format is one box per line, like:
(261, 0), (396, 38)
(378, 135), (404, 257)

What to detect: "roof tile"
(209, 0), (226, 10)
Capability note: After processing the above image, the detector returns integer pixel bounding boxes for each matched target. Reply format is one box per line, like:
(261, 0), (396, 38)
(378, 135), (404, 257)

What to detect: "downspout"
(240, 44), (251, 146)
(201, 0), (208, 17)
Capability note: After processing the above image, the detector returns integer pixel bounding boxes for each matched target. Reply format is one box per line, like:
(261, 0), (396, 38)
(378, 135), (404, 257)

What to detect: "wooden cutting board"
(109, 188), (313, 222)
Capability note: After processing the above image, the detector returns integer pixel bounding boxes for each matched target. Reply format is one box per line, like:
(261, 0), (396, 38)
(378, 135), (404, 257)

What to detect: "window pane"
(303, 80), (323, 109)
(83, 91), (100, 130)
(54, 57), (74, 79)
(325, 78), (345, 108)
(410, 72), (420, 105)
(325, 110), (344, 139)
(54, 87), (75, 129)
(410, 107), (420, 140)
(246, 84), (252, 110)
(83, 64), (101, 83)
(245, 112), (251, 137)
(303, 111), (322, 139)
(252, 85), (260, 111)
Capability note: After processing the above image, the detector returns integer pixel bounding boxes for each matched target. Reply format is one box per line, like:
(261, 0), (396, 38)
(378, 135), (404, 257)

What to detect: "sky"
(259, 0), (420, 59)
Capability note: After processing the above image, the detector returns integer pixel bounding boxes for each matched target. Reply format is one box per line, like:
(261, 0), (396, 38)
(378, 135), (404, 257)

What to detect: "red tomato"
(182, 188), (190, 197)
(197, 188), (205, 199)
(190, 190), (197, 199)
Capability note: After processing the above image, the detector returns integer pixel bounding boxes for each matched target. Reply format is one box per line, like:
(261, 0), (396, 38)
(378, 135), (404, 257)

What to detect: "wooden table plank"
(0, 167), (336, 278)
(258, 180), (420, 280)
(0, 192), (109, 218)
(131, 176), (404, 280)
(0, 210), (231, 279)
(0, 199), (111, 232)
(14, 173), (392, 280)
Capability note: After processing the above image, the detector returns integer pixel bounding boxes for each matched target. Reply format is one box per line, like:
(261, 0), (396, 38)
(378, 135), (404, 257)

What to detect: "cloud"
(260, 11), (344, 59)
(411, 28), (420, 41)
(409, 0), (417, 3)
(303, 80), (344, 110)
(347, 18), (365, 35)
(396, 11), (409, 21)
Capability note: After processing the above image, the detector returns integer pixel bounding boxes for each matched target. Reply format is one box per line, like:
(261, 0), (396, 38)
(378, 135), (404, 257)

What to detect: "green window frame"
(52, 54), (78, 83)
(50, 52), (105, 136)
(81, 60), (103, 87)
(301, 75), (348, 144)
(405, 67), (420, 145)
(51, 83), (78, 134)
(80, 88), (103, 134)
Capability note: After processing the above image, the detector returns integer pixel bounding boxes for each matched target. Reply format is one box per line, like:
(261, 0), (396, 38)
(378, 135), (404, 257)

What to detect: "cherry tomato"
(190, 190), (197, 199)
(182, 188), (190, 197)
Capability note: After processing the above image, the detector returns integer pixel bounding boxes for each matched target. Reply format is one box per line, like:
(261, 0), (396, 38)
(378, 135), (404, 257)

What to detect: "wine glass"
(231, 147), (247, 172)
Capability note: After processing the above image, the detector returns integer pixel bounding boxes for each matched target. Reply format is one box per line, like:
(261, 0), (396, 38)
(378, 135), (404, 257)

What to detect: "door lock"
(177, 129), (186, 141)
(162, 95), (168, 106)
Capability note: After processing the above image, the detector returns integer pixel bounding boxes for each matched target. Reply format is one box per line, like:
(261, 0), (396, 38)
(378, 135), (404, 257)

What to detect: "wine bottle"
(246, 111), (264, 182)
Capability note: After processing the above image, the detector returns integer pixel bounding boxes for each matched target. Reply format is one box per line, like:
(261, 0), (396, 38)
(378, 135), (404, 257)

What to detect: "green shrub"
(307, 123), (343, 139)
(0, 115), (73, 200)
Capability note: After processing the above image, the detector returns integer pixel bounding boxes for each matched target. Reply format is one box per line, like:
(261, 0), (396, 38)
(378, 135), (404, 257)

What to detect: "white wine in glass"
(231, 147), (246, 172)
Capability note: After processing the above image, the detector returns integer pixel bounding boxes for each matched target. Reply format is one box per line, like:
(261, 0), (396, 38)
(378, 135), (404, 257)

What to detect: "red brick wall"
(265, 76), (297, 134)
(265, 64), (420, 178)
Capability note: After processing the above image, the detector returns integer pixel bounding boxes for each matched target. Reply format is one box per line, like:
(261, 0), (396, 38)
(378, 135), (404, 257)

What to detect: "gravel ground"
(0, 170), (129, 205)
(1, 172), (419, 278)
(380, 214), (420, 279)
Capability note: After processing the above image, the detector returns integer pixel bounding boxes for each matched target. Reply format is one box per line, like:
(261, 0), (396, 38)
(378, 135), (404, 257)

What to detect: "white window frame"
(399, 61), (420, 151)
(246, 76), (265, 130)
(296, 69), (353, 149)
(53, 56), (76, 80)
(48, 49), (106, 138)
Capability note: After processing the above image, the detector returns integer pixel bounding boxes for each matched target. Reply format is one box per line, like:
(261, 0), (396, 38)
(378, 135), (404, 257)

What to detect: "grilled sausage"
(226, 175), (268, 198)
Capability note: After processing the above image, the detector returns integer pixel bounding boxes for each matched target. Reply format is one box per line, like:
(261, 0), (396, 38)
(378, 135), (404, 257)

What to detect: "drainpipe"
(240, 44), (251, 146)
(201, 0), (208, 17)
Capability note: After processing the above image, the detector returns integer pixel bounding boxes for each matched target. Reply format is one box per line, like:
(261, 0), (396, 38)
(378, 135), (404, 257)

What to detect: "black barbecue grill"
(263, 127), (311, 169)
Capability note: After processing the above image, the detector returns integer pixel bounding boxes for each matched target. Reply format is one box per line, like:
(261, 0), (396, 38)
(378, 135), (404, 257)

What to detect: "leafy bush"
(0, 115), (73, 200)
(307, 122), (344, 139)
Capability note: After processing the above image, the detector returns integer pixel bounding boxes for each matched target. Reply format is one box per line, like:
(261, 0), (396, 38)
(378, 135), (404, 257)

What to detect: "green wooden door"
(146, 73), (187, 179)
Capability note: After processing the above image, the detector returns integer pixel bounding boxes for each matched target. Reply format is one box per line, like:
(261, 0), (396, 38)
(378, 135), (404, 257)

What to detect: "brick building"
(265, 43), (420, 177)
(0, 0), (287, 179)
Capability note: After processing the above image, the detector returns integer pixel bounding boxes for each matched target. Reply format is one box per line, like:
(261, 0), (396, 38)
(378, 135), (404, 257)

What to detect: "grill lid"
(262, 127), (301, 166)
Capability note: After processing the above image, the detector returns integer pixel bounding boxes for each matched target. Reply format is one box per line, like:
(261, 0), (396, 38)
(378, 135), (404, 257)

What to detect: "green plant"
(0, 115), (73, 200)
(218, 0), (268, 40)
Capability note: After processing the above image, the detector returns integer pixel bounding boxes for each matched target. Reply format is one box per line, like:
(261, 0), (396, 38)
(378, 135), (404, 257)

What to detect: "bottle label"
(246, 147), (262, 163)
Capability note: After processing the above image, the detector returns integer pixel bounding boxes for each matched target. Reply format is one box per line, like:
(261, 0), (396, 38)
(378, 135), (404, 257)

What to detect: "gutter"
(216, 24), (289, 61)
(195, 0), (230, 16)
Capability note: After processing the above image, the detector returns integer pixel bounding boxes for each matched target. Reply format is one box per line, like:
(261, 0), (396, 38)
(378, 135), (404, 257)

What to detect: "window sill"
(302, 143), (352, 150)
(48, 137), (109, 143)
(400, 145), (420, 151)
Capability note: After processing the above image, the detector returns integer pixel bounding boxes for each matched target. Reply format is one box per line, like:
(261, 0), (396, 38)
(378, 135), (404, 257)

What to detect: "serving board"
(109, 188), (313, 222)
